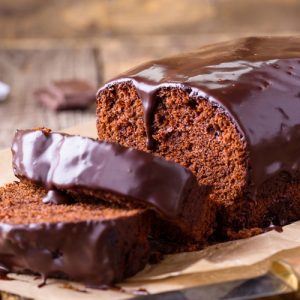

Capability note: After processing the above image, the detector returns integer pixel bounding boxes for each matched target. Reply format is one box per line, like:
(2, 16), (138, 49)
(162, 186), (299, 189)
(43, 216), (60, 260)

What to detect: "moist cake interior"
(0, 181), (142, 225)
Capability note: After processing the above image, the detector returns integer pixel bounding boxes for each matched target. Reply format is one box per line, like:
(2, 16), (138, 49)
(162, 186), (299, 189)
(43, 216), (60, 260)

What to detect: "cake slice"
(0, 181), (151, 286)
(96, 36), (300, 238)
(12, 129), (215, 243)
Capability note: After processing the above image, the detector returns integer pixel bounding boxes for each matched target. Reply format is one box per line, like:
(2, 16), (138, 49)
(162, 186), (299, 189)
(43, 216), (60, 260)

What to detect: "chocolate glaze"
(12, 129), (193, 218)
(0, 211), (150, 286)
(42, 190), (74, 205)
(0, 266), (12, 280)
(97, 37), (300, 190)
(264, 222), (283, 233)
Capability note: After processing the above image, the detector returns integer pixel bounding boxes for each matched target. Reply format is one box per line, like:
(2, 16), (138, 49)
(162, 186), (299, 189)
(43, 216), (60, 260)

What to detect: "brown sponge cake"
(12, 129), (215, 243)
(96, 36), (300, 238)
(0, 181), (151, 286)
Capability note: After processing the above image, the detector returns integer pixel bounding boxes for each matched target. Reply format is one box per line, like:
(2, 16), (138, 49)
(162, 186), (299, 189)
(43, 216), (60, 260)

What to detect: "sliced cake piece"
(96, 36), (300, 238)
(12, 129), (215, 243)
(0, 181), (151, 286)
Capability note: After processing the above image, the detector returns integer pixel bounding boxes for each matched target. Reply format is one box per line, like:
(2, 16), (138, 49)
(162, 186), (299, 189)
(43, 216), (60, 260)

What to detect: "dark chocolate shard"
(34, 79), (96, 111)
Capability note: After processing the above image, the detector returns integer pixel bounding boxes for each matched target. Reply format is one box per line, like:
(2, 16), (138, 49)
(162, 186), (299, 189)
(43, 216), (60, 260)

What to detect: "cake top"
(98, 36), (300, 189)
(12, 129), (194, 218)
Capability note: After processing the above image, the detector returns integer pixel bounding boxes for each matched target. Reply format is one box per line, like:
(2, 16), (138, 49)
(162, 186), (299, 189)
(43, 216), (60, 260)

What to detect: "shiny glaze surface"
(98, 37), (300, 189)
(0, 213), (150, 285)
(12, 129), (193, 218)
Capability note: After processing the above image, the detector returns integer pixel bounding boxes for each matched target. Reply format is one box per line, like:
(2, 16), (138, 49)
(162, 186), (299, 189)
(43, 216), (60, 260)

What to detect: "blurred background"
(0, 0), (300, 149)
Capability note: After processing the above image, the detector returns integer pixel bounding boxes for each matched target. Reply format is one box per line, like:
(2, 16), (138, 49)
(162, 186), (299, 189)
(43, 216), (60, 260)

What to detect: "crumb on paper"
(60, 282), (89, 293)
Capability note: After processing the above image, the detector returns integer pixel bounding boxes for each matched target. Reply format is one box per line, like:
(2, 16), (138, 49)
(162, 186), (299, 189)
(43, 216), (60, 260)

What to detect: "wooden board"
(100, 34), (242, 81)
(0, 47), (99, 149)
(1, 0), (300, 38)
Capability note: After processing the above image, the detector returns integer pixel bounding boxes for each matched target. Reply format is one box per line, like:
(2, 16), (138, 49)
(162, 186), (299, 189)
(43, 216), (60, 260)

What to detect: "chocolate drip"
(264, 222), (283, 233)
(140, 89), (159, 150)
(12, 129), (193, 218)
(0, 266), (12, 280)
(98, 36), (300, 191)
(42, 190), (74, 205)
(0, 213), (150, 286)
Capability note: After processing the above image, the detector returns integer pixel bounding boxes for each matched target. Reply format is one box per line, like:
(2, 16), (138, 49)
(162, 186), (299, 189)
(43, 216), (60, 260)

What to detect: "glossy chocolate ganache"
(0, 215), (149, 286)
(12, 129), (194, 218)
(98, 36), (300, 191)
(0, 182), (151, 286)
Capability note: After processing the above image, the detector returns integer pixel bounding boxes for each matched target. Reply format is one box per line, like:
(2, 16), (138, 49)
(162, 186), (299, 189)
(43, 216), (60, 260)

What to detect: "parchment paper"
(1, 120), (300, 300)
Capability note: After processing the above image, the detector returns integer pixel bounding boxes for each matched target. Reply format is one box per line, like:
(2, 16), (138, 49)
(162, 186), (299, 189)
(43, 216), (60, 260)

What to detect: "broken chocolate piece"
(34, 80), (96, 111)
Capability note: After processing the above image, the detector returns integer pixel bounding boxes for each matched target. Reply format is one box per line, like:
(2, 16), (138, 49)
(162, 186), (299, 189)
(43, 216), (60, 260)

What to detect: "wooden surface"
(1, 0), (300, 38)
(0, 47), (99, 149)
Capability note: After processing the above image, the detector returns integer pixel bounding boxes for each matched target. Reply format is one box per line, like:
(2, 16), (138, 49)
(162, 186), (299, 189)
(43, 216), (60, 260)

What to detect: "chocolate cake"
(12, 129), (215, 243)
(0, 181), (151, 286)
(96, 36), (300, 237)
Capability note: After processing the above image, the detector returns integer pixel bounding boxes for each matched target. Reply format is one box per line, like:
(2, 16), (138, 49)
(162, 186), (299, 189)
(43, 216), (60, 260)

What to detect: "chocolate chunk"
(34, 80), (96, 111)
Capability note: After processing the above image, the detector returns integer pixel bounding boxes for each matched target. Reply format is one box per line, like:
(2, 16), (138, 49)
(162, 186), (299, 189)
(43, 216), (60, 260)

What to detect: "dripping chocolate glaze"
(97, 36), (300, 190)
(0, 211), (150, 286)
(42, 190), (74, 205)
(12, 129), (193, 218)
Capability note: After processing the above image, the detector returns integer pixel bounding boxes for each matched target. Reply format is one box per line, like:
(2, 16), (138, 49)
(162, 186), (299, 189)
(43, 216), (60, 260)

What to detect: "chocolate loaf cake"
(0, 181), (151, 285)
(12, 129), (215, 243)
(96, 36), (300, 237)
